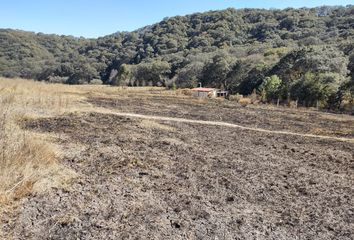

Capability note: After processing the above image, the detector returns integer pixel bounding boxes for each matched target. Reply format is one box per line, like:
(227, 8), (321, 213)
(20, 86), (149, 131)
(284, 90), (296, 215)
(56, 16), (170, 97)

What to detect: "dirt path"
(89, 96), (354, 139)
(91, 108), (354, 143)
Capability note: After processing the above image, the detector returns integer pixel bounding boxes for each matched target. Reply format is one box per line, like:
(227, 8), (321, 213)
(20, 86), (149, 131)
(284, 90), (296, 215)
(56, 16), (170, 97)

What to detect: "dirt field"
(1, 91), (354, 239)
(89, 95), (354, 138)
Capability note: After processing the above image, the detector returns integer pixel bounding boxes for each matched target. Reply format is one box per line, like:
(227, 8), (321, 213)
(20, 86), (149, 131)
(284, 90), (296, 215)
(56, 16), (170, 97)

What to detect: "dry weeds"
(0, 78), (168, 209)
(0, 78), (82, 207)
(239, 97), (252, 106)
(139, 119), (176, 132)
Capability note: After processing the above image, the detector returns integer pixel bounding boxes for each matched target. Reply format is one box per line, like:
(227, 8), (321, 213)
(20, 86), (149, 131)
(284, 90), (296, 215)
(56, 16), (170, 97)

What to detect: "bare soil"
(88, 95), (354, 138)
(2, 94), (354, 239)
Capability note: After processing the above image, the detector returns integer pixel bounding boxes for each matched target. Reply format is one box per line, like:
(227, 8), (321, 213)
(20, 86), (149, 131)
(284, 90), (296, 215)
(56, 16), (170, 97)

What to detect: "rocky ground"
(1, 94), (354, 239)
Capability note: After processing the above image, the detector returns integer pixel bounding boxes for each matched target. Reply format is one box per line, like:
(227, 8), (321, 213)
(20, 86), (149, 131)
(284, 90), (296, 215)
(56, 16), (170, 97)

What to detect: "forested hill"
(1, 6), (354, 108)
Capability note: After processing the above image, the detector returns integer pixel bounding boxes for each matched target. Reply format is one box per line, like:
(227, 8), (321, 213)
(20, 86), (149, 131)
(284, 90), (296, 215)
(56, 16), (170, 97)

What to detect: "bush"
(239, 97), (252, 107)
(289, 100), (298, 108)
(249, 90), (259, 104)
(229, 93), (243, 102)
(47, 76), (68, 84)
(89, 79), (103, 85)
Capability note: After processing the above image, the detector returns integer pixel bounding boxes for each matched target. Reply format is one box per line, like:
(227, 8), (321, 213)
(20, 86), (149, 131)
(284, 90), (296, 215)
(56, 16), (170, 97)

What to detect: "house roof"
(191, 87), (216, 92)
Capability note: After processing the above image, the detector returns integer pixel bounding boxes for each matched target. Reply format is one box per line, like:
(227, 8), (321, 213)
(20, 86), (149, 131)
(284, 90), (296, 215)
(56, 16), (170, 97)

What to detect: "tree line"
(0, 6), (353, 110)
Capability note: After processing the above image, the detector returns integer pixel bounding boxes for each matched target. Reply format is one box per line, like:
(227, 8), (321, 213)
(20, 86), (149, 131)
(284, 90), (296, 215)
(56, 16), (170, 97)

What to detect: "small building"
(191, 87), (229, 99)
(217, 90), (229, 98)
(191, 88), (218, 98)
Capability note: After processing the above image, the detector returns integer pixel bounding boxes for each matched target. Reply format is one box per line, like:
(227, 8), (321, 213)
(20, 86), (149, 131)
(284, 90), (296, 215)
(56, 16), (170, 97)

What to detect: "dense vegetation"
(1, 6), (354, 109)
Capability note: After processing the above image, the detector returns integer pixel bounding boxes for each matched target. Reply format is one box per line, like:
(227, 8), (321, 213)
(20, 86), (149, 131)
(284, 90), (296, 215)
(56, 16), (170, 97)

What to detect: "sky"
(0, 0), (352, 38)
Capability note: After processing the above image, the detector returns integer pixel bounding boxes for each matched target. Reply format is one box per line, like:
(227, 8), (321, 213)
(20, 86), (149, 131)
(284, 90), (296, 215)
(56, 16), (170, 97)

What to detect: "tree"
(134, 60), (171, 86)
(223, 61), (242, 92)
(66, 62), (98, 84)
(175, 62), (204, 88)
(349, 53), (354, 81)
(238, 63), (269, 95)
(271, 46), (349, 84)
(279, 16), (298, 31)
(201, 52), (235, 89)
(0, 5), (354, 93)
(290, 72), (337, 107)
(112, 64), (131, 86)
(258, 75), (282, 102)
(340, 45), (354, 109)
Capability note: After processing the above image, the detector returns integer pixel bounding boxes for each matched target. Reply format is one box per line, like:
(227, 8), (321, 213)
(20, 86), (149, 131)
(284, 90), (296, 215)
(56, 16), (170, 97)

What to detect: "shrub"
(177, 89), (193, 96)
(89, 79), (103, 85)
(239, 97), (252, 107)
(249, 90), (259, 104)
(229, 93), (243, 102)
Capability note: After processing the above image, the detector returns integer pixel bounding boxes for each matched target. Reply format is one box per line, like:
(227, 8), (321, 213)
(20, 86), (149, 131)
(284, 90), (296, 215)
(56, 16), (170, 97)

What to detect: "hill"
(0, 6), (354, 108)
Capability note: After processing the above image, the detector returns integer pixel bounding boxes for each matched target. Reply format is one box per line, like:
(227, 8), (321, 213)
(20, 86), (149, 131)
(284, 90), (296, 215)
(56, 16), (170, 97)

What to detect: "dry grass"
(139, 119), (176, 132)
(0, 78), (171, 208)
(229, 94), (243, 102)
(310, 126), (354, 137)
(0, 78), (82, 207)
(175, 88), (193, 96)
(239, 97), (252, 107)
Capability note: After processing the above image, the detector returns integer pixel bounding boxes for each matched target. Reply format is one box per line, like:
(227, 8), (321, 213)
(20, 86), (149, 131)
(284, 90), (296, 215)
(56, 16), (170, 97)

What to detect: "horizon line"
(1, 4), (352, 38)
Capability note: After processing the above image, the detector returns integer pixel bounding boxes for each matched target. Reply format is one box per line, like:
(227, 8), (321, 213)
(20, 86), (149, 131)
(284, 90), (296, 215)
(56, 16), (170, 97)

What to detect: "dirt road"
(92, 108), (354, 143)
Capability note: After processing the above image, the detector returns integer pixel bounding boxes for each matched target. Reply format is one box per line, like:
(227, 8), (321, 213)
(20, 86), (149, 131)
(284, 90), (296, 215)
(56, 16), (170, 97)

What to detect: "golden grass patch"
(0, 78), (80, 207)
(239, 97), (252, 107)
(0, 78), (168, 207)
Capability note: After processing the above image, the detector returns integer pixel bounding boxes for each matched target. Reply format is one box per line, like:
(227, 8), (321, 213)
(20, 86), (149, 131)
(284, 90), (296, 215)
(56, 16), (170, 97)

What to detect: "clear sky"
(0, 0), (352, 38)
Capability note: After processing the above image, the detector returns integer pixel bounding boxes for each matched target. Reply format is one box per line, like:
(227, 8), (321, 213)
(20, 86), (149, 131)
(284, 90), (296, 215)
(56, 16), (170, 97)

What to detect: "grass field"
(0, 78), (353, 239)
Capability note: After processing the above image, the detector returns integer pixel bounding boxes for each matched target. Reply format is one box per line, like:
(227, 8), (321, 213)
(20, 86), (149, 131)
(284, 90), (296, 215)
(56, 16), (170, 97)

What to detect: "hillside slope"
(0, 6), (354, 108)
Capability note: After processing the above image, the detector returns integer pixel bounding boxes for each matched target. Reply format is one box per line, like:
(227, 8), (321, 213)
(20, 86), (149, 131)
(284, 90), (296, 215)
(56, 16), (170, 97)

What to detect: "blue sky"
(0, 0), (352, 38)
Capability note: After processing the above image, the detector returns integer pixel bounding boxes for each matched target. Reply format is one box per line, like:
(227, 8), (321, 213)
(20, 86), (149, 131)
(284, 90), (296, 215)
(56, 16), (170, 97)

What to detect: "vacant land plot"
(1, 88), (354, 239)
(89, 95), (354, 138)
